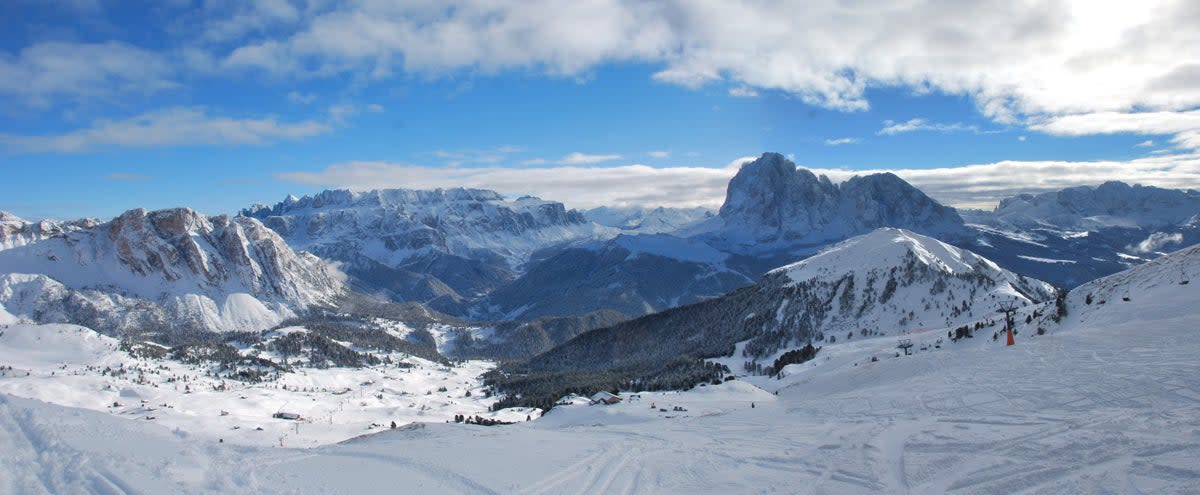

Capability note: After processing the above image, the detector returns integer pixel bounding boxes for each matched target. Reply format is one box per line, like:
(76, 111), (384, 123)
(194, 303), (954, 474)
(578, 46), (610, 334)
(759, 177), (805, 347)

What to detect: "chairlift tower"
(997, 301), (1019, 346)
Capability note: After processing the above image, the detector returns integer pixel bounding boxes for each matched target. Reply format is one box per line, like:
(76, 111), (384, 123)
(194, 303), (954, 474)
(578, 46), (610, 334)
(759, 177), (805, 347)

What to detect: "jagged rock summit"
(242, 188), (612, 313)
(712, 153), (966, 250)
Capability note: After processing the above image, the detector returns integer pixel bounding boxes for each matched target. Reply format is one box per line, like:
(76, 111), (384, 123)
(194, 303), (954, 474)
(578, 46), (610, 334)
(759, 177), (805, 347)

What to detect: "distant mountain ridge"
(242, 188), (614, 314)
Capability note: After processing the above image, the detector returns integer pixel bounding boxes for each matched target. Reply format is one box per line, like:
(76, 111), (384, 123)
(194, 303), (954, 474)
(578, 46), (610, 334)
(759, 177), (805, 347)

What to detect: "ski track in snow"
(3, 317), (1199, 494)
(2, 247), (1200, 493)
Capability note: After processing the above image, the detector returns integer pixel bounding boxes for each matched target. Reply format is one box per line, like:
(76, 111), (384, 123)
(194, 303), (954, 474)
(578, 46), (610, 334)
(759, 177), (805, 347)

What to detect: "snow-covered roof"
(590, 391), (620, 401)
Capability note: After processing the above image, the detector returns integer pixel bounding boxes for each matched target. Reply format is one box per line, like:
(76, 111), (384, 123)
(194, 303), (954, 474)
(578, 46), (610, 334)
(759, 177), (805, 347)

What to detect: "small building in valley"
(590, 391), (622, 405)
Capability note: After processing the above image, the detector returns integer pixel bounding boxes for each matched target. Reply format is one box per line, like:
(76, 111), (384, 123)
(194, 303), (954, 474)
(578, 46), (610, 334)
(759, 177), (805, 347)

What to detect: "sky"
(1, 0), (1199, 221)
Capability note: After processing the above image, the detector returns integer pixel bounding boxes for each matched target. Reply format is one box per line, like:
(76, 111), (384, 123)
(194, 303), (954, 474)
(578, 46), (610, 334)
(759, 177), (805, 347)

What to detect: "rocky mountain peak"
(714, 153), (963, 247)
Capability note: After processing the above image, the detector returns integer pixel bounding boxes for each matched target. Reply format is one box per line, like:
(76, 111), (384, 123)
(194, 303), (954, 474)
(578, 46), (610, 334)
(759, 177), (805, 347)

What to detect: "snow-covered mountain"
(1059, 240), (1199, 329)
(976, 181), (1200, 231)
(706, 152), (967, 253)
(0, 211), (97, 251)
(483, 154), (973, 321)
(522, 228), (1053, 374)
(242, 188), (612, 313)
(584, 205), (713, 234)
(960, 181), (1200, 287)
(0, 207), (345, 337)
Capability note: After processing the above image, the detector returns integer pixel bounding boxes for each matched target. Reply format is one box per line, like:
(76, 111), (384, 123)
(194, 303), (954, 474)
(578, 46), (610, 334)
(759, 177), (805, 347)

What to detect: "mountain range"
(2, 152), (1197, 357)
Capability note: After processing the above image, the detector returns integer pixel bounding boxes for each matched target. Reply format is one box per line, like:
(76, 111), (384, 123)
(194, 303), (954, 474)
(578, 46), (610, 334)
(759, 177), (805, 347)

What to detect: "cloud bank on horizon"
(1, 0), (1199, 216)
(279, 153), (1200, 211)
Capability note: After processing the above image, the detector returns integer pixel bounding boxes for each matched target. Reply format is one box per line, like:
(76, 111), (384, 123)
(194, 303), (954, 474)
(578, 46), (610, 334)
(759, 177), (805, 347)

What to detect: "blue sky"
(2, 1), (1198, 220)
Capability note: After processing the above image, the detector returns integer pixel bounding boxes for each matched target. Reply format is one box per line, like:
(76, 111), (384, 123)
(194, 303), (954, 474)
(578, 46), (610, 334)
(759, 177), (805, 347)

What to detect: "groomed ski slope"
(2, 250), (1198, 494)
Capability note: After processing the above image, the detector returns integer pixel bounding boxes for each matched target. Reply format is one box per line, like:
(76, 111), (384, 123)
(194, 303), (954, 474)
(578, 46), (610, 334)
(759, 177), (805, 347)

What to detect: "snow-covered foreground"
(0, 323), (534, 449)
(3, 293), (1199, 493)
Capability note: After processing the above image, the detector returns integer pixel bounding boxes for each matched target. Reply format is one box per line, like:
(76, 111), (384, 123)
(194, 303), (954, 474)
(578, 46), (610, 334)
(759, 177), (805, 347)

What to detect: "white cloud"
(0, 107), (331, 153)
(824, 137), (859, 146)
(0, 41), (176, 107)
(1031, 111), (1200, 150)
(427, 146), (526, 166)
(558, 152), (623, 165)
(818, 154), (1200, 210)
(287, 91), (317, 104)
(211, 1), (1200, 124)
(728, 86), (759, 98)
(199, 0), (301, 44)
(1135, 140), (1155, 147)
(278, 153), (1200, 211)
(1018, 135), (1027, 141)
(648, 150), (670, 158)
(278, 158), (747, 209)
(878, 118), (976, 136)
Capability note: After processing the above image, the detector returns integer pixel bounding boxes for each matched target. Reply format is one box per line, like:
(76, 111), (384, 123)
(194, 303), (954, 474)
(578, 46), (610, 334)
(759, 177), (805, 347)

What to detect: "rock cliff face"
(0, 208), (345, 337)
(241, 188), (611, 311)
(713, 153), (966, 250)
(1, 212), (97, 251)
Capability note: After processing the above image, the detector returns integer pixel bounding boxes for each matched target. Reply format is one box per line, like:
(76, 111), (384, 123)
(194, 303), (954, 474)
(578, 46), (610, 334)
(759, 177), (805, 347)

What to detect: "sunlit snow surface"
(1, 246), (1198, 493)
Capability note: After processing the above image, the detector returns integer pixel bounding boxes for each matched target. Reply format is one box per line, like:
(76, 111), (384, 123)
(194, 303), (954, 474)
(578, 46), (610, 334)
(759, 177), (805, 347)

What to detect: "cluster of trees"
(453, 414), (513, 426)
(485, 359), (729, 412)
(767, 343), (820, 376)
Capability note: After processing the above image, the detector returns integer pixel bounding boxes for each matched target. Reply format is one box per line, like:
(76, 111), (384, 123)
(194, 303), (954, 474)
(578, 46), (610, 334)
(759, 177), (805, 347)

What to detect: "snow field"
(0, 323), (534, 449)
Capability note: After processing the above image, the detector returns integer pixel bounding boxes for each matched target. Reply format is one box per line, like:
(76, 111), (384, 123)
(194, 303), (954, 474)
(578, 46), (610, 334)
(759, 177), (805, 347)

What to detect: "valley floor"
(2, 302), (1198, 494)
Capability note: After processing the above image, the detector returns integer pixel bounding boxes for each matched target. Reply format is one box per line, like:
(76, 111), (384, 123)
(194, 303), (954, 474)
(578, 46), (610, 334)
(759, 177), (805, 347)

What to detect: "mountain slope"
(0, 207), (345, 337)
(1059, 242), (1199, 329)
(521, 228), (1053, 374)
(482, 233), (753, 320)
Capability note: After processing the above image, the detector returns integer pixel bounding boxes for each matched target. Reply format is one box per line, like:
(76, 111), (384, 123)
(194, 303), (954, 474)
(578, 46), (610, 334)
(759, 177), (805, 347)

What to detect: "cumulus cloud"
(9, 1), (1199, 147)
(557, 152), (623, 165)
(278, 152), (1200, 211)
(0, 41), (176, 107)
(210, 1), (1200, 121)
(824, 137), (859, 146)
(648, 150), (670, 158)
(0, 107), (331, 152)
